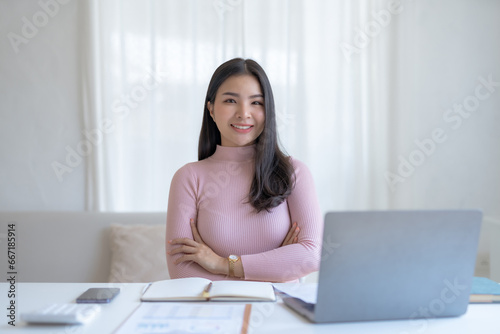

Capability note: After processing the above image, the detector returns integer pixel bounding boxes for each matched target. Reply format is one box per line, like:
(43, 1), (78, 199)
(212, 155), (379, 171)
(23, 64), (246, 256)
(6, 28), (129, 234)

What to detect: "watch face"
(229, 255), (238, 261)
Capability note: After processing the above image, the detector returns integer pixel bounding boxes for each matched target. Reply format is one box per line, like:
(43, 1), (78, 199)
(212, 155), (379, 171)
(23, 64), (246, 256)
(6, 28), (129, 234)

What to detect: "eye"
(252, 101), (263, 105)
(224, 99), (236, 103)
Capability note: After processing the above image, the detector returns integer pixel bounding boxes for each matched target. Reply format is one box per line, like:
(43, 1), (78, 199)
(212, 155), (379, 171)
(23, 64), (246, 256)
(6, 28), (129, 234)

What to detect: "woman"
(166, 58), (322, 282)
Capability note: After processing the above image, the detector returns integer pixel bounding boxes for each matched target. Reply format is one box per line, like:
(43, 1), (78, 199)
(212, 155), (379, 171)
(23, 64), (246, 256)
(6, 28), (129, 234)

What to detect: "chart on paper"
(115, 303), (251, 334)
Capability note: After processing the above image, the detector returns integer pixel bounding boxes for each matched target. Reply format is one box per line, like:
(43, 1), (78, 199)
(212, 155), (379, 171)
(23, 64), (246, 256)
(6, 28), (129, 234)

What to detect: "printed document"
(115, 303), (251, 334)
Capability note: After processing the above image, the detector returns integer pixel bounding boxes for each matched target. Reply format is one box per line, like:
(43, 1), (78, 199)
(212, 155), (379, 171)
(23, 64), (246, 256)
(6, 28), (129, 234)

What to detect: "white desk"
(1, 283), (499, 333)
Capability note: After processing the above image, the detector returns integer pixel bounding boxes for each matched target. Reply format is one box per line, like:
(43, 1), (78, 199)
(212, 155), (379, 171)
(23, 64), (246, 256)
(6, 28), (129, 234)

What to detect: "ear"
(207, 101), (215, 120)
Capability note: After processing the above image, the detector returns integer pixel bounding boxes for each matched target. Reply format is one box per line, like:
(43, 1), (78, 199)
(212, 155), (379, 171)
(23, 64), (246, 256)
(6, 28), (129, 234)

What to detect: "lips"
(231, 124), (253, 130)
(231, 124), (254, 133)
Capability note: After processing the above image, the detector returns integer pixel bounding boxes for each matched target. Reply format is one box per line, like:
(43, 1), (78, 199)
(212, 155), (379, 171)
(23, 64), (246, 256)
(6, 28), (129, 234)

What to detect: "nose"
(236, 103), (251, 119)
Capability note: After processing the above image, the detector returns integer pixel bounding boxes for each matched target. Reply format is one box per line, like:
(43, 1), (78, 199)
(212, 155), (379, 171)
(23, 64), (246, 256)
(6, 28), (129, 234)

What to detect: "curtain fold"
(80, 0), (106, 211)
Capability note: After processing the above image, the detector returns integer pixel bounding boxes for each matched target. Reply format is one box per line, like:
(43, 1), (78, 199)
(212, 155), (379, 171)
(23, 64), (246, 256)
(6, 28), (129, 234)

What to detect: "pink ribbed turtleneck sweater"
(166, 145), (322, 282)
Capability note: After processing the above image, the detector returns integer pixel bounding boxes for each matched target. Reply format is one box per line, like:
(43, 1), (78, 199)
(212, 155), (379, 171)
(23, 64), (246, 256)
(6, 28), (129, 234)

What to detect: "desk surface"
(0, 283), (499, 333)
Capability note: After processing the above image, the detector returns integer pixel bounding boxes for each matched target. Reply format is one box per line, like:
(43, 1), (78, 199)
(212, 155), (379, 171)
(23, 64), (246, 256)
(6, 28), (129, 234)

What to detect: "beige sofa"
(0, 211), (169, 283)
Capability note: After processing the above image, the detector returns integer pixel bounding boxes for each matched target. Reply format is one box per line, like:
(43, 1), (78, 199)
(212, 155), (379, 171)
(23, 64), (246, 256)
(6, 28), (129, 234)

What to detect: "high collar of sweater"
(210, 145), (256, 162)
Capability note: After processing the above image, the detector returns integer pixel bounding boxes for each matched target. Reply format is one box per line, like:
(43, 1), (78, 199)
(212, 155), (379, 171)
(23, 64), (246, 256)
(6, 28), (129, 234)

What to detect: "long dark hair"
(198, 58), (294, 212)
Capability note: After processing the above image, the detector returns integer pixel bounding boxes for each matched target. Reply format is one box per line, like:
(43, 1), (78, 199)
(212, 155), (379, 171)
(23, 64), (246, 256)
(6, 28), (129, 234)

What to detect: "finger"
(174, 254), (196, 265)
(291, 225), (300, 240)
(169, 245), (198, 256)
(289, 224), (300, 240)
(169, 238), (198, 247)
(190, 218), (205, 244)
(282, 222), (297, 245)
(284, 223), (300, 246)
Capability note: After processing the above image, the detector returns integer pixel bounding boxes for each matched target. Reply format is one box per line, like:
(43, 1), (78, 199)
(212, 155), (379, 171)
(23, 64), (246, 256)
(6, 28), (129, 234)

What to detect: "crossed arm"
(168, 219), (301, 278)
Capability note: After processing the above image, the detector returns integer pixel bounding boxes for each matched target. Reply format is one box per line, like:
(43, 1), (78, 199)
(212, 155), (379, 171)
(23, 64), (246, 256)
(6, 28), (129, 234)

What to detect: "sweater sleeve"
(240, 158), (323, 282)
(165, 164), (227, 280)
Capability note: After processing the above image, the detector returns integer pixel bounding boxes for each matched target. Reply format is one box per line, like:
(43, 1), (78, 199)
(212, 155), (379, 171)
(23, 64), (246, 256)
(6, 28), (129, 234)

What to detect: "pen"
(202, 282), (212, 299)
(142, 283), (152, 295)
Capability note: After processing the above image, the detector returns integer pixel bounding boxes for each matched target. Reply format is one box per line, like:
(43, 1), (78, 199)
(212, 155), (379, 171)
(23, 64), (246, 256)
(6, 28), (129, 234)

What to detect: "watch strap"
(228, 255), (239, 277)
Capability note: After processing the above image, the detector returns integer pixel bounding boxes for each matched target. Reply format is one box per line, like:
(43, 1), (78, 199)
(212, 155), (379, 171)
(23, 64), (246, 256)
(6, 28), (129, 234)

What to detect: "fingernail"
(167, 240), (172, 244)
(295, 227), (299, 231)
(190, 219), (194, 223)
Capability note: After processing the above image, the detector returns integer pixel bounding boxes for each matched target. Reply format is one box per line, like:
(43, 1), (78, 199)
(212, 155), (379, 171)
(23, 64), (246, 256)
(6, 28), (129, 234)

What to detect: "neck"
(210, 145), (256, 162)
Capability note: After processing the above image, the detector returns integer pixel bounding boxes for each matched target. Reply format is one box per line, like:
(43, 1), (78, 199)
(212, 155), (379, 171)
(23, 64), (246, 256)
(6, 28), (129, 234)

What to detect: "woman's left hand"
(168, 219), (227, 275)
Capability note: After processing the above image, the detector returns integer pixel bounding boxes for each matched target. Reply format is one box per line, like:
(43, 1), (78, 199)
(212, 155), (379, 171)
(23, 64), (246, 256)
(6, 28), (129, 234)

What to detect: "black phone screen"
(76, 287), (120, 303)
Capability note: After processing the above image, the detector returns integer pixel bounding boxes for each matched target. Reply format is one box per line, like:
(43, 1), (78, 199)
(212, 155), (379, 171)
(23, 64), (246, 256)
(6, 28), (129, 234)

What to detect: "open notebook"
(141, 277), (276, 302)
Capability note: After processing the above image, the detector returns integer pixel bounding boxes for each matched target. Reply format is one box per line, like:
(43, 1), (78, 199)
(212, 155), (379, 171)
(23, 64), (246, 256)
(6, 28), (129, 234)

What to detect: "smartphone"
(76, 288), (120, 304)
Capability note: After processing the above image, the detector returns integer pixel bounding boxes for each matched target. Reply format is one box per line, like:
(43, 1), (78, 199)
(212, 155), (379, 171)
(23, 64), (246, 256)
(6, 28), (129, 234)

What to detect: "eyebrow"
(221, 92), (264, 99)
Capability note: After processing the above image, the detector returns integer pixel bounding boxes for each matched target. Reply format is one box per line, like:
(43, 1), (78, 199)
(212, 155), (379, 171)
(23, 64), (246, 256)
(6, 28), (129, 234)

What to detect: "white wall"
(0, 0), (85, 210)
(389, 0), (500, 214)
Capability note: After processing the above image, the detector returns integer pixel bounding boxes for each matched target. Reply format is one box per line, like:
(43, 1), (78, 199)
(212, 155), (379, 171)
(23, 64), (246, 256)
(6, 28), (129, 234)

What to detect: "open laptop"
(283, 210), (482, 323)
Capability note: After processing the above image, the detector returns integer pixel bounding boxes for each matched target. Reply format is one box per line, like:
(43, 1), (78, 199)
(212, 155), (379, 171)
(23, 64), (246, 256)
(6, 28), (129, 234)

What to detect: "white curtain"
(83, 0), (500, 223)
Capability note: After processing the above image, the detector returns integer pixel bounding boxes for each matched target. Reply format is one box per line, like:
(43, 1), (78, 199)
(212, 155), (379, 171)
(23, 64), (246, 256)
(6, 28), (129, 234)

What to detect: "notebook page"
(211, 281), (275, 301)
(142, 277), (211, 300)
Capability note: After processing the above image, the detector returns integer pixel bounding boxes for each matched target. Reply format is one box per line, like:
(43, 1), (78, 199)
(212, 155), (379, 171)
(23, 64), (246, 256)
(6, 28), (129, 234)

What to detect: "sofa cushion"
(108, 224), (169, 283)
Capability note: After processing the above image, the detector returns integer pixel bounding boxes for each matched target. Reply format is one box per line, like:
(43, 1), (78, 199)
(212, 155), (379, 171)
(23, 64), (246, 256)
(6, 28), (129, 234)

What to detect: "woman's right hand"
(281, 222), (300, 246)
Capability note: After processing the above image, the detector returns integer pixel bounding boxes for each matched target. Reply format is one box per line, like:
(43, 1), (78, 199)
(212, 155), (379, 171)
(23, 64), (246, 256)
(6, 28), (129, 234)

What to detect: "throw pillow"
(108, 224), (170, 283)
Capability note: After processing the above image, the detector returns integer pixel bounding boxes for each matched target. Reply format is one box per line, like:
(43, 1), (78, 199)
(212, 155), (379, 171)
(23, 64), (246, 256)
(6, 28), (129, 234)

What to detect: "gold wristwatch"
(228, 254), (240, 277)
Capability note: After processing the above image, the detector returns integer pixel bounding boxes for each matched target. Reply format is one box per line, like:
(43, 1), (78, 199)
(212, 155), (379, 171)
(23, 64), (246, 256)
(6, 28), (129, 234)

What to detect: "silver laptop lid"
(314, 210), (482, 323)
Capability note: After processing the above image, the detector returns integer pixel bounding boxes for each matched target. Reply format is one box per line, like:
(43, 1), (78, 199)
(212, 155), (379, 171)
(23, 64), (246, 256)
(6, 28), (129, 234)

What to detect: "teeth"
(232, 124), (252, 130)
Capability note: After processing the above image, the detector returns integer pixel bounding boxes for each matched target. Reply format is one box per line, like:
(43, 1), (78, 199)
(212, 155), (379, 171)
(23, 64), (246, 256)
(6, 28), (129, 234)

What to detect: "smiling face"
(207, 74), (266, 147)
